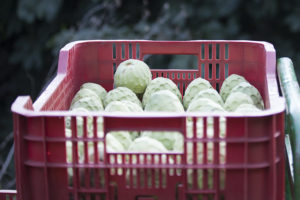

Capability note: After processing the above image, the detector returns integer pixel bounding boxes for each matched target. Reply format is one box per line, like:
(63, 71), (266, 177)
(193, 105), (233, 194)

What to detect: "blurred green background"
(0, 0), (299, 189)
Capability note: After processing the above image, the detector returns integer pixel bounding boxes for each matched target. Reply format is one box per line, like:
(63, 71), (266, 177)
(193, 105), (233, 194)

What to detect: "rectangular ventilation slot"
(113, 63), (117, 74)
(194, 73), (197, 79)
(209, 64), (212, 79)
(172, 73), (175, 79)
(188, 73), (191, 79)
(216, 44), (220, 59)
(161, 72), (164, 77)
(216, 83), (220, 92)
(182, 73), (185, 79)
(166, 72), (169, 78)
(220, 168), (225, 190)
(225, 63), (229, 78)
(201, 44), (205, 59)
(201, 63), (205, 78)
(121, 43), (125, 59)
(136, 43), (140, 58)
(129, 43), (132, 58)
(143, 54), (198, 69)
(177, 73), (180, 79)
(216, 63), (220, 79)
(209, 44), (212, 59)
(225, 44), (229, 60)
(112, 43), (116, 59)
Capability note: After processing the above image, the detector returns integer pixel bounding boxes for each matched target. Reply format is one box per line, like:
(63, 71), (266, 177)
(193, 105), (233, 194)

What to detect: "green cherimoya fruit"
(105, 100), (140, 140)
(104, 87), (142, 108)
(235, 103), (261, 113)
(144, 90), (184, 151)
(70, 96), (104, 111)
(106, 133), (125, 152)
(105, 101), (131, 112)
(185, 117), (226, 188)
(128, 136), (174, 164)
(186, 98), (226, 138)
(70, 88), (101, 108)
(186, 117), (226, 139)
(142, 77), (182, 108)
(109, 131), (132, 150)
(187, 98), (225, 113)
(80, 82), (107, 103)
(65, 107), (103, 138)
(105, 100), (143, 112)
(114, 59), (152, 94)
(125, 137), (174, 187)
(183, 78), (213, 110)
(186, 138), (226, 188)
(141, 131), (183, 151)
(123, 100), (143, 112)
(230, 82), (264, 110)
(191, 88), (224, 107)
(224, 92), (254, 111)
(220, 74), (248, 101)
(145, 90), (184, 112)
(128, 136), (168, 153)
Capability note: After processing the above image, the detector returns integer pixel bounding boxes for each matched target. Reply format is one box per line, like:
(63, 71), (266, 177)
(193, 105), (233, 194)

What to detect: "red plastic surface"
(11, 40), (285, 200)
(0, 190), (17, 200)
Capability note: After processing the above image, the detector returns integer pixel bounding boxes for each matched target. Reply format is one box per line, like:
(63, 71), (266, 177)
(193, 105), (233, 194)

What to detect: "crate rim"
(11, 39), (284, 118)
(11, 95), (285, 118)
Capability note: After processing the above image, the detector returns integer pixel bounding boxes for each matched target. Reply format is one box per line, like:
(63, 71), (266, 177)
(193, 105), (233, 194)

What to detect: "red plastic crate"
(11, 40), (285, 200)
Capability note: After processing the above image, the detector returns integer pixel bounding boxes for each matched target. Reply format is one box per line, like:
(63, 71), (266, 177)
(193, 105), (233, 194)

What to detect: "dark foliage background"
(0, 0), (299, 189)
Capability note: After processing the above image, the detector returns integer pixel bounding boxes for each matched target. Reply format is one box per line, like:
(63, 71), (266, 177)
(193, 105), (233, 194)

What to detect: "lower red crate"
(0, 190), (17, 200)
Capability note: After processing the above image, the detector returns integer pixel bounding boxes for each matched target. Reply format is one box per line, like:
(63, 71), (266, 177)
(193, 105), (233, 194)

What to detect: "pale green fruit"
(70, 96), (104, 111)
(183, 78), (213, 110)
(65, 107), (103, 138)
(186, 117), (226, 138)
(128, 137), (168, 153)
(144, 90), (184, 151)
(80, 82), (107, 103)
(185, 117), (226, 189)
(70, 88), (101, 108)
(142, 77), (182, 108)
(105, 100), (143, 112)
(145, 90), (184, 112)
(186, 137), (226, 188)
(126, 137), (174, 186)
(187, 98), (225, 113)
(105, 100), (140, 140)
(220, 74), (248, 101)
(114, 59), (152, 94)
(235, 103), (261, 113)
(191, 88), (224, 107)
(122, 100), (143, 112)
(230, 82), (264, 109)
(141, 131), (183, 151)
(106, 133), (125, 152)
(105, 101), (131, 112)
(224, 92), (254, 111)
(109, 131), (132, 150)
(104, 87), (142, 108)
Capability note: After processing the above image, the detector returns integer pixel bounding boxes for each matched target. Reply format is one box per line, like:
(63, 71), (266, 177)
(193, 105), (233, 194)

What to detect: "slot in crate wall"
(11, 40), (285, 200)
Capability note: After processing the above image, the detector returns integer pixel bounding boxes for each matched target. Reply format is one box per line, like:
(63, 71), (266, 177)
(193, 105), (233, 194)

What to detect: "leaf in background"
(9, 36), (43, 70)
(285, 13), (300, 33)
(17, 0), (62, 23)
